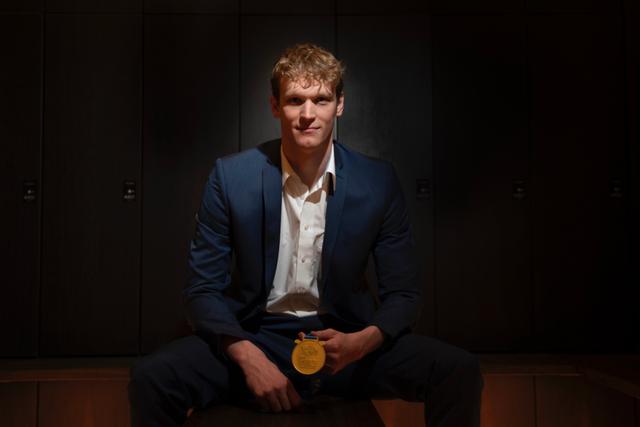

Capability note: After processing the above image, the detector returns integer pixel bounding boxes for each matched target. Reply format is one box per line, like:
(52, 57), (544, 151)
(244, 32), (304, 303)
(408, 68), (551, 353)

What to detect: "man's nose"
(300, 99), (316, 120)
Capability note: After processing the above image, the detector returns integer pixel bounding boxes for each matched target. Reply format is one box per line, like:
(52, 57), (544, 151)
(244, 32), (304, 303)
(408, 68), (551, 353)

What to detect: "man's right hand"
(222, 336), (302, 413)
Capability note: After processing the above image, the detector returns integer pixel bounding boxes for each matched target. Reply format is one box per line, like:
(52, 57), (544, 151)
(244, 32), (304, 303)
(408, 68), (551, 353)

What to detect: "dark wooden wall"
(1, 0), (637, 357)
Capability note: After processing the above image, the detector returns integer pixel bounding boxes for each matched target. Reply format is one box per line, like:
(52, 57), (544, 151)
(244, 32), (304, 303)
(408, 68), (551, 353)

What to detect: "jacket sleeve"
(183, 158), (247, 355)
(368, 163), (422, 342)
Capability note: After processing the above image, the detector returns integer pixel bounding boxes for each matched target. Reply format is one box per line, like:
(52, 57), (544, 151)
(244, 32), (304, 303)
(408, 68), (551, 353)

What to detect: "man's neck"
(282, 139), (333, 188)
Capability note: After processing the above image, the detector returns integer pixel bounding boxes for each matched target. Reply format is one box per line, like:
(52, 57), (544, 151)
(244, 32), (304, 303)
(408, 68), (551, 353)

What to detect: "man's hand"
(223, 337), (302, 412)
(301, 326), (385, 375)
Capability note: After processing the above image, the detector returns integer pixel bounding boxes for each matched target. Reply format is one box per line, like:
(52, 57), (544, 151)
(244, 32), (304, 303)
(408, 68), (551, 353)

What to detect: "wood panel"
(41, 15), (141, 355)
(432, 16), (530, 351)
(0, 14), (41, 357)
(242, 0), (334, 14)
(0, 382), (37, 427)
(46, 0), (141, 13)
(430, 0), (524, 14)
(526, 0), (621, 14)
(240, 15), (335, 150)
(0, 357), (133, 382)
(536, 376), (588, 427)
(373, 376), (538, 427)
(38, 380), (130, 427)
(0, 0), (42, 11)
(536, 376), (636, 427)
(480, 376), (535, 427)
(529, 15), (630, 351)
(588, 382), (636, 427)
(186, 397), (384, 427)
(337, 15), (434, 336)
(336, 0), (429, 14)
(372, 399), (424, 427)
(142, 15), (239, 353)
(480, 354), (578, 376)
(144, 0), (237, 13)
(578, 355), (640, 399)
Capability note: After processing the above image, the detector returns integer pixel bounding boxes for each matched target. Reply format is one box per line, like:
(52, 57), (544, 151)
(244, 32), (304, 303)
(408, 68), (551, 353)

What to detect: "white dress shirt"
(265, 143), (336, 317)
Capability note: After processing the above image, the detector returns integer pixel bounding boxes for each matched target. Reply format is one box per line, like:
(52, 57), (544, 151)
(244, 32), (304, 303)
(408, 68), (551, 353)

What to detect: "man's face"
(270, 78), (344, 154)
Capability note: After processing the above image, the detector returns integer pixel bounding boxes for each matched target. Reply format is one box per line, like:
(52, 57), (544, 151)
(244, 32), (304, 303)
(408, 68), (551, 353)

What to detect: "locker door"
(142, 14), (239, 353)
(529, 15), (629, 351)
(432, 16), (531, 351)
(0, 14), (42, 356)
(41, 15), (141, 355)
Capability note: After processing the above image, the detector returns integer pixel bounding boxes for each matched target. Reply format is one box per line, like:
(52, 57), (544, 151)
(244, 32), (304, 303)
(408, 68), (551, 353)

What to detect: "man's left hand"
(298, 326), (384, 375)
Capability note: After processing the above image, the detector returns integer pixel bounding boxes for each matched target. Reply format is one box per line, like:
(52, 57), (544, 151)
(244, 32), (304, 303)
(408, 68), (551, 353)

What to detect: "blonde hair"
(271, 43), (345, 100)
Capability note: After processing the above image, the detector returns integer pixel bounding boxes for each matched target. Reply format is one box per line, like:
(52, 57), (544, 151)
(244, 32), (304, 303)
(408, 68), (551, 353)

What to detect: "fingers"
(286, 380), (302, 409)
(257, 384), (284, 413)
(323, 340), (339, 352)
(266, 392), (282, 413)
(256, 379), (300, 413)
(277, 386), (291, 412)
(311, 328), (339, 340)
(265, 380), (300, 412)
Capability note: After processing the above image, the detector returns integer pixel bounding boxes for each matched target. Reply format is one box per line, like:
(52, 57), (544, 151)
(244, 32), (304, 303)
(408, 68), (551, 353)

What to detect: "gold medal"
(291, 335), (325, 375)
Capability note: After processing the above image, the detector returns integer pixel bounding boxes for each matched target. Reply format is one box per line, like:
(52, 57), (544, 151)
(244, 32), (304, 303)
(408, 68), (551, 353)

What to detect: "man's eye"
(288, 98), (303, 105)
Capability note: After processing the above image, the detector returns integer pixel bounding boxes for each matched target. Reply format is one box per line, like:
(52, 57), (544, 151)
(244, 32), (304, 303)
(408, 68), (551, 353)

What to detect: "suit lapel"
(262, 141), (282, 294)
(321, 144), (347, 294)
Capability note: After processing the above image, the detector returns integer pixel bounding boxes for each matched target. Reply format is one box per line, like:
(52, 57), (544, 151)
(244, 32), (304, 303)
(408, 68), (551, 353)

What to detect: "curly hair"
(271, 43), (345, 100)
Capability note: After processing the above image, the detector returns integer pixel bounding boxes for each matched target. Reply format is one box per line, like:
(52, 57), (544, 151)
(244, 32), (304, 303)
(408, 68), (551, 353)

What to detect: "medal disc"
(292, 336), (325, 375)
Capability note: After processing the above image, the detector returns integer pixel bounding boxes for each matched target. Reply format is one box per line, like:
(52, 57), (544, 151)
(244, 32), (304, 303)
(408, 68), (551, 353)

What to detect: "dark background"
(1, 0), (638, 358)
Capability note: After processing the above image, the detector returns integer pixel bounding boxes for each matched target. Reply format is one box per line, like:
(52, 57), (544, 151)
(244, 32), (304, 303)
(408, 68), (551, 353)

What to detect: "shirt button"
(304, 225), (309, 231)
(301, 258), (306, 263)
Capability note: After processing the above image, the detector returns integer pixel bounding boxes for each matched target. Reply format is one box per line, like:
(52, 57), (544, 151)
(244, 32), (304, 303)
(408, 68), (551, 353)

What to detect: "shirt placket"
(292, 178), (323, 296)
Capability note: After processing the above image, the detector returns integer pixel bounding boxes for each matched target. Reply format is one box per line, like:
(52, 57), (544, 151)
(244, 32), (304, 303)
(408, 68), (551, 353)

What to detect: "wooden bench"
(184, 396), (385, 427)
(1, 354), (639, 427)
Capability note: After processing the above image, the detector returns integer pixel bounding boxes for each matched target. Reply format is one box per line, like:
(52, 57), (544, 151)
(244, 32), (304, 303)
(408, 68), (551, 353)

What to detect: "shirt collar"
(280, 142), (337, 192)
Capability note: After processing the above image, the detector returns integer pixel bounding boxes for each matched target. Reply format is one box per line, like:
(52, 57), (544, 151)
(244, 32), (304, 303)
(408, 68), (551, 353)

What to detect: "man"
(129, 43), (483, 426)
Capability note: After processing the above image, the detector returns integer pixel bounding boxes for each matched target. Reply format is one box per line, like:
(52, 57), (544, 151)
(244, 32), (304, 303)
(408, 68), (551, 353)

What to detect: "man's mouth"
(297, 127), (320, 133)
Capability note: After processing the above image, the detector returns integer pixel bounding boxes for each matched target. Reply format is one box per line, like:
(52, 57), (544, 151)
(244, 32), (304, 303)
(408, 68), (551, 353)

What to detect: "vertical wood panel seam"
(138, 11), (145, 357)
(430, 18), (438, 338)
(619, 0), (634, 354)
(524, 15), (536, 352)
(238, 2), (242, 153)
(427, 14), (436, 337)
(37, 9), (47, 359)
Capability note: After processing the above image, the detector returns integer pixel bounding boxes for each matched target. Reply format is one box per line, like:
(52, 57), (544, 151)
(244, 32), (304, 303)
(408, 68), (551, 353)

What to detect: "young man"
(129, 44), (483, 426)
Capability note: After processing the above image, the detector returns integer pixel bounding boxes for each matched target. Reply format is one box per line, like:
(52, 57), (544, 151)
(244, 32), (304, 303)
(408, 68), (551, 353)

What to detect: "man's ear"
(270, 95), (281, 118)
(336, 94), (345, 117)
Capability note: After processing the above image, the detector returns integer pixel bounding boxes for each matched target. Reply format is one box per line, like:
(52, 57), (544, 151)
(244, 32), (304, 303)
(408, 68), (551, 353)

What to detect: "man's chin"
(291, 138), (328, 151)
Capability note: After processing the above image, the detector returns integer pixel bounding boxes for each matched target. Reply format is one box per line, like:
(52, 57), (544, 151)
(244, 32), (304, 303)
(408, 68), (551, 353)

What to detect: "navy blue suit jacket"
(183, 139), (421, 354)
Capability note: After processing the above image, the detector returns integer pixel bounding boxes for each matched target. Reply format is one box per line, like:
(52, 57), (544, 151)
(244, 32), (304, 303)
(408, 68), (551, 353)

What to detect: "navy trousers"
(128, 314), (483, 426)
